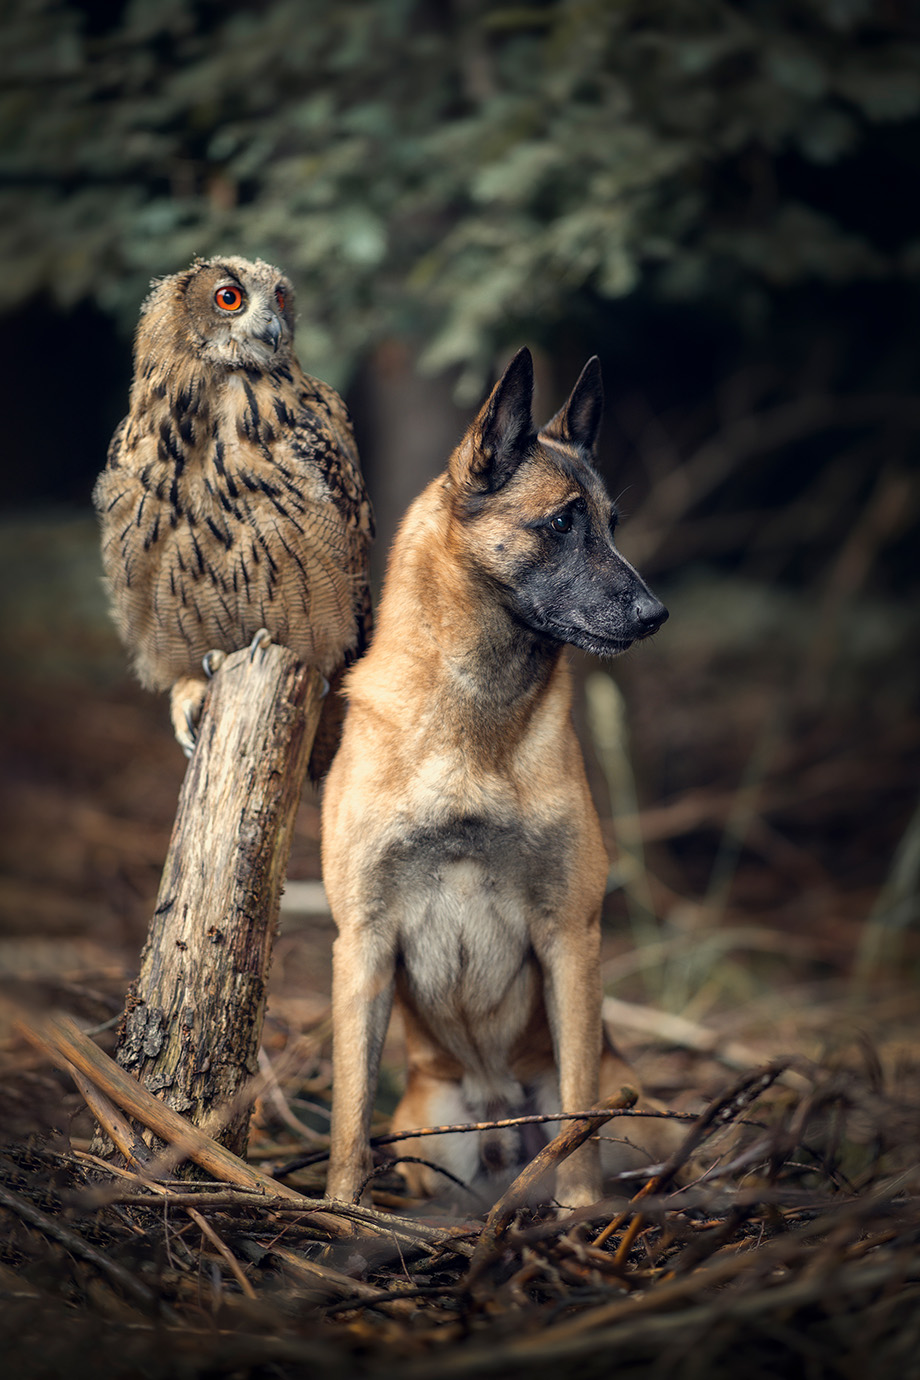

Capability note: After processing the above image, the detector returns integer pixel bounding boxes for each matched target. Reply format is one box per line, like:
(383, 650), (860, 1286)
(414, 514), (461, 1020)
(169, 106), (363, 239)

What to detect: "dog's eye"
(549, 511), (573, 534)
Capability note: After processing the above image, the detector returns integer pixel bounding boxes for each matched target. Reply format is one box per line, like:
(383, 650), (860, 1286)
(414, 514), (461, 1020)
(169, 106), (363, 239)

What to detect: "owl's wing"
(105, 415), (129, 470)
(292, 377), (375, 779)
(92, 415), (128, 513)
(293, 375), (375, 657)
(294, 378), (374, 535)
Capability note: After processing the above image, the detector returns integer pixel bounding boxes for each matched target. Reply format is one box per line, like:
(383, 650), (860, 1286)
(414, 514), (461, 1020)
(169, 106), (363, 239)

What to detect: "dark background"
(1, 0), (918, 1046)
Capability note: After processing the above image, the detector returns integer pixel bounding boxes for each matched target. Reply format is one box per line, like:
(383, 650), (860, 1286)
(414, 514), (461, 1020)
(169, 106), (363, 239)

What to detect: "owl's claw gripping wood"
(92, 255), (373, 780)
(248, 628), (272, 663)
(181, 717), (196, 759)
(202, 649), (226, 679)
(170, 677), (208, 757)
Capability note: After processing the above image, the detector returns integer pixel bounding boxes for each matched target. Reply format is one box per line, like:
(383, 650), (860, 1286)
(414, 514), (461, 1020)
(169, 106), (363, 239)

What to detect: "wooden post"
(106, 643), (325, 1161)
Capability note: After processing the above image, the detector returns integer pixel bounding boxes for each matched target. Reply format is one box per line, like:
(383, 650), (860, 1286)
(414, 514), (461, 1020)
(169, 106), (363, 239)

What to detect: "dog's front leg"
(326, 926), (396, 1204)
(540, 929), (604, 1208)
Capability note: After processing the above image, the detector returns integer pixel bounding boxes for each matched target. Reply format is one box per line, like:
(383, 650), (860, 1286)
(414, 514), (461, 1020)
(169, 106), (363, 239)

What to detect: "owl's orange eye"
(275, 287), (286, 313)
(215, 285), (244, 312)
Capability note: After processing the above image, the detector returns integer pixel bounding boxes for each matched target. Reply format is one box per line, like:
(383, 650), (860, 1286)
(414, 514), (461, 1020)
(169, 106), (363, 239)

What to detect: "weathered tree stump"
(106, 642), (324, 1161)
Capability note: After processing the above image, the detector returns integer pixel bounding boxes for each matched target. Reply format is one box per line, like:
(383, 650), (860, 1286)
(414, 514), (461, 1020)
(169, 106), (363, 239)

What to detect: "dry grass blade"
(187, 1205), (258, 1300)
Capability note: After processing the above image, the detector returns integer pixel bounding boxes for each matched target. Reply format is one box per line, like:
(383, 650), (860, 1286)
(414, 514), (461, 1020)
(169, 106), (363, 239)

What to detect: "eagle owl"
(93, 255), (374, 777)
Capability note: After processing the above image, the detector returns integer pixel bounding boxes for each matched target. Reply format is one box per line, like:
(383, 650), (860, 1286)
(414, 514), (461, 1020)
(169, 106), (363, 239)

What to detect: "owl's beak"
(255, 313), (283, 352)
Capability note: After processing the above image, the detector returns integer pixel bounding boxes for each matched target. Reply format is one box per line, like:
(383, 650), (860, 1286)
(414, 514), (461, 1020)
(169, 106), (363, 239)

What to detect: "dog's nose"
(634, 592), (668, 637)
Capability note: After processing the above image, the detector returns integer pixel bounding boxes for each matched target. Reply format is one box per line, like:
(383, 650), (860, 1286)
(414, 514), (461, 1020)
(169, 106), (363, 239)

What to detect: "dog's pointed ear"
(541, 356), (604, 457)
(451, 347), (534, 492)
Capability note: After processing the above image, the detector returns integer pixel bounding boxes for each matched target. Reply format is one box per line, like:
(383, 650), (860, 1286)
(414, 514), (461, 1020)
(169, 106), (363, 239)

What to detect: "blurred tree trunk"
(351, 340), (470, 574)
(351, 339), (559, 575)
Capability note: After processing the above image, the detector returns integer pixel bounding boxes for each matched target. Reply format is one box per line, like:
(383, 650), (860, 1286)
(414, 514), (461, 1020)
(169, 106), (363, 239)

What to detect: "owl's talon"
(249, 627), (272, 662)
(202, 649), (226, 679)
(170, 677), (207, 758)
(319, 675), (330, 698)
(179, 710), (197, 758)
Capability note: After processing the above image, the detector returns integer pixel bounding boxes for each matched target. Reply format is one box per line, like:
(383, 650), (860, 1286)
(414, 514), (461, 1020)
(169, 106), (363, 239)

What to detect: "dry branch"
(187, 1204), (258, 1299)
(3, 1040), (920, 1380)
(68, 1065), (154, 1171)
(21, 1012), (310, 1201)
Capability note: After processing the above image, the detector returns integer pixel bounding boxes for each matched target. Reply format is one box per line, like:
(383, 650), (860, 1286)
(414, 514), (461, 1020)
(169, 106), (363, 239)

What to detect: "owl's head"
(139, 256), (297, 371)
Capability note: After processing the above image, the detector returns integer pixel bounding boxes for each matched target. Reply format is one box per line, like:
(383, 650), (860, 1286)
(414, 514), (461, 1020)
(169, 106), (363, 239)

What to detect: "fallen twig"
(20, 1012), (313, 1202)
(595, 1060), (793, 1253)
(256, 1046), (327, 1145)
(276, 1104), (699, 1175)
(69, 1065), (155, 1172)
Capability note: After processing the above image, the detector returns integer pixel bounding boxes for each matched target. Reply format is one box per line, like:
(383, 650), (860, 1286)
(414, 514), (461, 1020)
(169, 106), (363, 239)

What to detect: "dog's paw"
(324, 1159), (372, 1206)
(554, 1154), (602, 1211)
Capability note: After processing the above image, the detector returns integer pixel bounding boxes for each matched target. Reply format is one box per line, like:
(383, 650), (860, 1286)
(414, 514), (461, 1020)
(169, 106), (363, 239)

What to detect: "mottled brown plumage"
(94, 255), (373, 777)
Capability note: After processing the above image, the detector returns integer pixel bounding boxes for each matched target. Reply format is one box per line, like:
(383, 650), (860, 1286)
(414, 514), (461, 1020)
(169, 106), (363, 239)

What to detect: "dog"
(322, 347), (669, 1208)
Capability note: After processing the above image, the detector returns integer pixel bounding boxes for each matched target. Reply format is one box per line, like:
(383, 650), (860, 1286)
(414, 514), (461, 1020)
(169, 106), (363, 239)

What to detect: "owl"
(93, 255), (374, 778)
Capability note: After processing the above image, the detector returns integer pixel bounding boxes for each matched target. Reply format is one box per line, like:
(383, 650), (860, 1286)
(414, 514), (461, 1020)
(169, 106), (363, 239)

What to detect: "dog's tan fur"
(323, 349), (669, 1207)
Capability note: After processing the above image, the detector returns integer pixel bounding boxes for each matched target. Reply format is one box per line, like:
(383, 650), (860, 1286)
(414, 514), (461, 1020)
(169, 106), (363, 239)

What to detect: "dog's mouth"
(569, 631), (635, 657)
(528, 616), (635, 657)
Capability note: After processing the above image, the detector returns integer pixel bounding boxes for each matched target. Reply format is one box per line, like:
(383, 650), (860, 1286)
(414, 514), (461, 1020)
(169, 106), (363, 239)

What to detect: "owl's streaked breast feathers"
(94, 255), (374, 777)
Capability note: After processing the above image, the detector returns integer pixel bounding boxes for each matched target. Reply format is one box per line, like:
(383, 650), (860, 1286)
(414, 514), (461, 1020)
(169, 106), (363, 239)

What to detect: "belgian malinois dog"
(322, 347), (669, 1207)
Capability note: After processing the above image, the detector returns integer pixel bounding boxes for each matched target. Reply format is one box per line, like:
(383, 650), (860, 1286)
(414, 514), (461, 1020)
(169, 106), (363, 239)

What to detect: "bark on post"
(108, 643), (324, 1161)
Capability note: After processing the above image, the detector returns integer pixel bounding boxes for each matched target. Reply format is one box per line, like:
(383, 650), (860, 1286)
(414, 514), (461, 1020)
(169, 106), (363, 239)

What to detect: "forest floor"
(1, 511), (919, 1379)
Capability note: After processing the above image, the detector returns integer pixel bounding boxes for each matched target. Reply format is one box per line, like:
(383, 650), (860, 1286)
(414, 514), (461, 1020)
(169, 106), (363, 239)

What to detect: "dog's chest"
(374, 813), (570, 1031)
(398, 856), (533, 1018)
